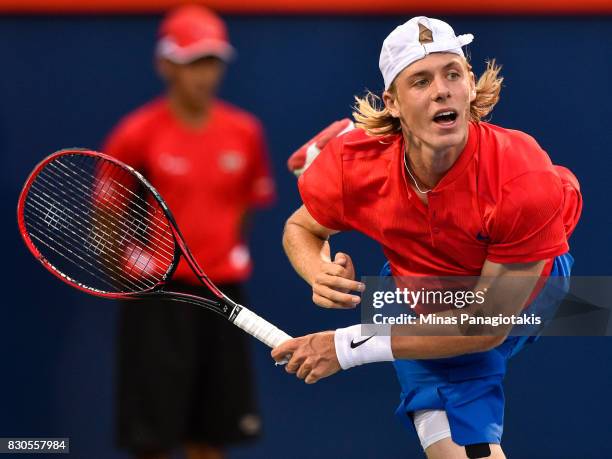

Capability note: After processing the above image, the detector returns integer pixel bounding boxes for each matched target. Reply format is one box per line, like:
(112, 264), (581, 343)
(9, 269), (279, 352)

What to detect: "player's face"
(383, 53), (476, 152)
(159, 56), (226, 109)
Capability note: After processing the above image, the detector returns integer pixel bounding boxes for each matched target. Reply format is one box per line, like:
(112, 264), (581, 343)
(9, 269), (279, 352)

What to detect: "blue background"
(1, 14), (611, 458)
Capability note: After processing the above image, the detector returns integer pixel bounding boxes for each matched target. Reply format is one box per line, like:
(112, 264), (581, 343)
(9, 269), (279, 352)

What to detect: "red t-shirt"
(104, 97), (276, 283)
(299, 121), (574, 278)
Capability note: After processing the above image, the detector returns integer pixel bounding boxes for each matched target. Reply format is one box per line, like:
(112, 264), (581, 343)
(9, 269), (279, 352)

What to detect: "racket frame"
(19, 148), (292, 351)
(17, 148), (239, 317)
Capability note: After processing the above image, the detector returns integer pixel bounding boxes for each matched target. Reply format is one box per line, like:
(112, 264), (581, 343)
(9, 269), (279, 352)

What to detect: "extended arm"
(389, 259), (546, 359)
(272, 258), (546, 383)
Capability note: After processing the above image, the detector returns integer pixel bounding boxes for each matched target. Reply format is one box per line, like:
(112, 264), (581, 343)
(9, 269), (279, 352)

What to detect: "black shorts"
(116, 282), (261, 454)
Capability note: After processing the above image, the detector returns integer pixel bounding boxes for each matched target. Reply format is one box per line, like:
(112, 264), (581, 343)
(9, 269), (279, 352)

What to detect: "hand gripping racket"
(17, 149), (292, 352)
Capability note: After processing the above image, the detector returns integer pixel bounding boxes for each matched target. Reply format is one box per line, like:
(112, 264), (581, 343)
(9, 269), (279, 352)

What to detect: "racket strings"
(24, 213), (147, 292)
(85, 159), (174, 241)
(24, 190), (160, 292)
(32, 165), (174, 268)
(49, 156), (171, 288)
(40, 164), (175, 262)
(32, 175), (173, 269)
(25, 172), (163, 292)
(50, 159), (176, 255)
(22, 153), (177, 294)
(71, 153), (175, 262)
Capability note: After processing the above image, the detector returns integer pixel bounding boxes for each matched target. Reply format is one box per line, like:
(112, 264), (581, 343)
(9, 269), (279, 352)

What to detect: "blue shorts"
(381, 253), (573, 446)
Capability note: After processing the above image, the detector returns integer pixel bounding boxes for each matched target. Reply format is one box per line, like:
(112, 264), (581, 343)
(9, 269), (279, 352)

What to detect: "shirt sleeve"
(94, 115), (149, 211)
(246, 120), (276, 207)
(486, 170), (568, 264)
(102, 116), (147, 172)
(297, 136), (348, 231)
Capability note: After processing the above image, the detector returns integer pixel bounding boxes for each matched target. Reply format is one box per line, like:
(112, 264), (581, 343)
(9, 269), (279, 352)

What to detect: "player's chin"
(429, 123), (467, 148)
(187, 88), (214, 106)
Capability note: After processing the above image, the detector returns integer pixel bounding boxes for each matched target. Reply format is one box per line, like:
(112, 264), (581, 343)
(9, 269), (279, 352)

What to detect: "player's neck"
(167, 90), (212, 129)
(403, 133), (467, 190)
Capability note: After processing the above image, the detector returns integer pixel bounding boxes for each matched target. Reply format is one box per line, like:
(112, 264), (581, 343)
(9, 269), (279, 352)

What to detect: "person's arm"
(389, 258), (546, 358)
(283, 205), (364, 308)
(271, 258), (546, 383)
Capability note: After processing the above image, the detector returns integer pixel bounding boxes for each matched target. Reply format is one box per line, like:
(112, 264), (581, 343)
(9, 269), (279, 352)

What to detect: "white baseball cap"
(379, 16), (474, 90)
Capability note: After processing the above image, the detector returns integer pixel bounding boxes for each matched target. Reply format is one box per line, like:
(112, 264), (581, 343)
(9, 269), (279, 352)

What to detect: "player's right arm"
(283, 205), (364, 309)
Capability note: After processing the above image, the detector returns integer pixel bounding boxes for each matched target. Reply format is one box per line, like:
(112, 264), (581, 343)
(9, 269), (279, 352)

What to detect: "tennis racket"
(17, 148), (292, 352)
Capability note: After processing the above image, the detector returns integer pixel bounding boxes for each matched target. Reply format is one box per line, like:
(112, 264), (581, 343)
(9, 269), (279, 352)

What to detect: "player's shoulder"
(307, 127), (399, 194)
(110, 97), (169, 137)
(479, 122), (542, 153)
(333, 127), (400, 162)
(213, 99), (263, 134)
(477, 121), (554, 180)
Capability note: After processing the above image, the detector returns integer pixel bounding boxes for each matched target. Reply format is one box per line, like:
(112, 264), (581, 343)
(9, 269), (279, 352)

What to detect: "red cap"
(156, 4), (234, 64)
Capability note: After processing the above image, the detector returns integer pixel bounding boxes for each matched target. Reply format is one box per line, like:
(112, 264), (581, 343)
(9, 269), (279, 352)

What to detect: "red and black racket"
(17, 149), (292, 351)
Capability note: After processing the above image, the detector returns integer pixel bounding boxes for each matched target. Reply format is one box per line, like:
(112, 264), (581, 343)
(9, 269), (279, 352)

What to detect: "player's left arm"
(271, 258), (546, 384)
(389, 258), (546, 358)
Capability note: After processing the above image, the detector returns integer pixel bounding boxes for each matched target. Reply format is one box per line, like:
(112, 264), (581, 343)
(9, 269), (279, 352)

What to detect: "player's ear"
(468, 70), (477, 103)
(383, 88), (400, 118)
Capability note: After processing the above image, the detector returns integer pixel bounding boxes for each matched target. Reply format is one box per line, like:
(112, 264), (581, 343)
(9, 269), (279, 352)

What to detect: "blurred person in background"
(103, 5), (276, 459)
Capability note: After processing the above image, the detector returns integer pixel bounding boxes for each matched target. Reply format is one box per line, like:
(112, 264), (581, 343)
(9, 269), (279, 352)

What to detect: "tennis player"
(104, 5), (275, 459)
(273, 17), (581, 459)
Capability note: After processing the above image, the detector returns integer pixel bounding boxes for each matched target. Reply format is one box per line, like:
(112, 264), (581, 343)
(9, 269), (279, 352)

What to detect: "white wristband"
(334, 324), (395, 370)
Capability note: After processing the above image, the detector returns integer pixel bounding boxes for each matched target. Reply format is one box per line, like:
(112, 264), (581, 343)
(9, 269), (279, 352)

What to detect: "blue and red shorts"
(382, 253), (573, 446)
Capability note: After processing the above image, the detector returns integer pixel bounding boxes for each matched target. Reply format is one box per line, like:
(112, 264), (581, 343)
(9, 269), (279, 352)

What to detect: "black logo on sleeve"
(350, 335), (375, 349)
(476, 231), (490, 242)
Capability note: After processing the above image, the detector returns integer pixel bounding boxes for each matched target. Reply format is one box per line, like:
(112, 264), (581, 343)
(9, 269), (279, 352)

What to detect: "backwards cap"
(379, 16), (474, 90)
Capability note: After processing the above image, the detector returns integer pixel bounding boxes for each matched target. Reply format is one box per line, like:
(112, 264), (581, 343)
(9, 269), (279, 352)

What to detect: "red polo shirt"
(104, 97), (276, 284)
(299, 121), (576, 278)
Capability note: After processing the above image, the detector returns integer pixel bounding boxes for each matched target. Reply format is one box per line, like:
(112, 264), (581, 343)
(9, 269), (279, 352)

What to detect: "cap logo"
(418, 23), (433, 44)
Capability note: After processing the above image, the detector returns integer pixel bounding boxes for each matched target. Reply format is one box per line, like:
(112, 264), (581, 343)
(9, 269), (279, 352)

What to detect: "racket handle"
(232, 306), (292, 349)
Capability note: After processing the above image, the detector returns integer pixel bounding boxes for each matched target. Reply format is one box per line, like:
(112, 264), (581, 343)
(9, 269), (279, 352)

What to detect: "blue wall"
(1, 14), (611, 458)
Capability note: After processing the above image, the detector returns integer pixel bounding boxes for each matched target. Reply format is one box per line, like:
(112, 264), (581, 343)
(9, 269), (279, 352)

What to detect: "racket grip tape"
(232, 306), (292, 349)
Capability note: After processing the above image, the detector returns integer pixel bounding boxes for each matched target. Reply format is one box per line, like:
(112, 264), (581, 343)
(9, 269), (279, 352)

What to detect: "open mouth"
(433, 110), (458, 125)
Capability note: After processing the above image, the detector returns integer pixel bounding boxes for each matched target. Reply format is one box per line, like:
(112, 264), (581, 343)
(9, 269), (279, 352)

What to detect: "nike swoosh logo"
(350, 335), (375, 348)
